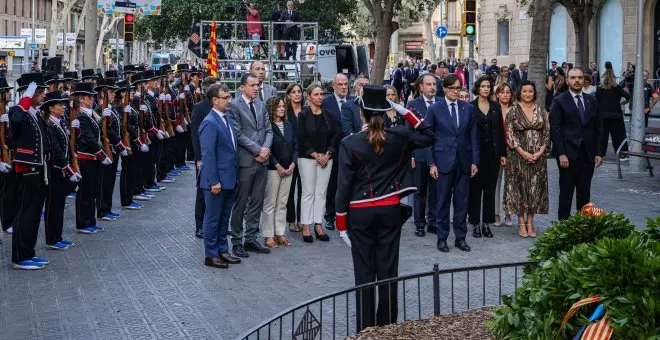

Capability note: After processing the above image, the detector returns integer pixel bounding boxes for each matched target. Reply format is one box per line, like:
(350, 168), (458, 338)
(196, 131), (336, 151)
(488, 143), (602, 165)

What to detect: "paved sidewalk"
(0, 158), (658, 339)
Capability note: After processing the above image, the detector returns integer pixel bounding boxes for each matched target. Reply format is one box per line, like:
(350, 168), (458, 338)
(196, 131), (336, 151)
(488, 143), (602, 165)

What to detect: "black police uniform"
(44, 114), (73, 245)
(142, 90), (160, 188)
(120, 93), (141, 206)
(96, 102), (122, 217)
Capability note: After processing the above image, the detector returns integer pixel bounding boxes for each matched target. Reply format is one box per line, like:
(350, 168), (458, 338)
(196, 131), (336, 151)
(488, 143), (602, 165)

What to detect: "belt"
(350, 195), (400, 209)
(77, 153), (97, 161)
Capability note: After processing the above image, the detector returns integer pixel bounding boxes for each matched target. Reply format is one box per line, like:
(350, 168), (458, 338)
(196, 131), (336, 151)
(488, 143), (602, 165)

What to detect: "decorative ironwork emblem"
(293, 307), (321, 340)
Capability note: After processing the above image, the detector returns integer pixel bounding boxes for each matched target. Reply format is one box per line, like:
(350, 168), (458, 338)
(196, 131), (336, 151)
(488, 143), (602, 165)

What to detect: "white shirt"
(423, 96), (435, 108)
(242, 94), (254, 106)
(445, 97), (459, 128)
(213, 108), (235, 150)
(569, 90), (586, 108)
(334, 93), (346, 110)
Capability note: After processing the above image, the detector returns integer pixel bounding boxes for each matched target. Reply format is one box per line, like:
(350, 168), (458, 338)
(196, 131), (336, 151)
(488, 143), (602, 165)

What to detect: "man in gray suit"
(234, 61), (278, 102)
(228, 73), (273, 257)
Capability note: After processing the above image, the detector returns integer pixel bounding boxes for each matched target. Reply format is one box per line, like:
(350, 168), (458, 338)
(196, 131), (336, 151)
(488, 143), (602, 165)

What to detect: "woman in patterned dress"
(504, 80), (549, 238)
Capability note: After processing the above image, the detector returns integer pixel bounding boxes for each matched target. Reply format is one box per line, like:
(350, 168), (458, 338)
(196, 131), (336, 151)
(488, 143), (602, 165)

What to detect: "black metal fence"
(239, 261), (538, 340)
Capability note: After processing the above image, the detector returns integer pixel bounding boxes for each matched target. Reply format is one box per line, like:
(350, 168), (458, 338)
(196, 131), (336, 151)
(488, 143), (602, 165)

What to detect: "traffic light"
(462, 0), (477, 37)
(124, 13), (135, 42)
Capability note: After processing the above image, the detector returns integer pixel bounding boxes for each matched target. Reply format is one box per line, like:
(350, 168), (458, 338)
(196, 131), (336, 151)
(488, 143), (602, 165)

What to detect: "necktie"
(223, 115), (234, 149)
(249, 101), (258, 125)
(427, 100), (433, 107)
(259, 88), (264, 101)
(576, 95), (586, 121)
(450, 103), (458, 129)
(339, 99), (345, 110)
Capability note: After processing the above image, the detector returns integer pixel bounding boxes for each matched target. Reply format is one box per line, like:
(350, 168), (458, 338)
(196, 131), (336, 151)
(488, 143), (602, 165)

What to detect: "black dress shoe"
(437, 239), (449, 252)
(324, 220), (335, 230)
(204, 257), (228, 269)
(302, 234), (314, 243)
(472, 224), (482, 238)
(482, 224), (493, 238)
(414, 227), (426, 237)
(455, 239), (471, 252)
(232, 244), (249, 258)
(220, 253), (241, 264)
(244, 240), (271, 254)
(427, 225), (437, 234)
(195, 229), (204, 239)
(314, 229), (330, 241)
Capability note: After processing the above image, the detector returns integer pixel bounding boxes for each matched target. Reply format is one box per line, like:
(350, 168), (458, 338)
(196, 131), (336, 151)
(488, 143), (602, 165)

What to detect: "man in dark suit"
(391, 62), (404, 102)
(228, 74), (273, 257)
(341, 75), (369, 135)
(321, 73), (350, 230)
(406, 74), (441, 237)
(548, 60), (558, 78)
(403, 62), (418, 105)
(279, 0), (301, 60)
(550, 68), (603, 220)
(198, 83), (242, 268)
(427, 74), (479, 253)
(511, 61), (528, 92)
(191, 76), (220, 238)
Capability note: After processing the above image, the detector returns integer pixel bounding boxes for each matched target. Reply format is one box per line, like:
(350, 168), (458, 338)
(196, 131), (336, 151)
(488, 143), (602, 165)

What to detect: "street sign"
(30, 43), (36, 49)
(114, 1), (137, 13)
(435, 26), (448, 39)
(0, 37), (26, 49)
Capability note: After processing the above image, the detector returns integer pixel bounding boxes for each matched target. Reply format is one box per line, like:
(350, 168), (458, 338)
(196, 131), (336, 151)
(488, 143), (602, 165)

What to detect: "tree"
(422, 0), (439, 63)
(519, 0), (554, 107)
(556, 0), (603, 68)
(70, 0), (90, 70)
(48, 0), (79, 57)
(95, 14), (122, 68)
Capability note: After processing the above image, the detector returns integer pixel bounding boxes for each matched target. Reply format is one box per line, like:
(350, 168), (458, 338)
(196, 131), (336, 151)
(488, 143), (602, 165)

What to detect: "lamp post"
(31, 0), (36, 63)
(629, 0), (647, 173)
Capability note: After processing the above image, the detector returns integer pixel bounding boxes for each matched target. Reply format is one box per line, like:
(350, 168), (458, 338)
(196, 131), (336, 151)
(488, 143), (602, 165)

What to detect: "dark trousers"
(412, 161), (437, 228)
(12, 169), (47, 263)
(434, 163), (470, 241)
(404, 85), (413, 105)
(97, 153), (119, 217)
(76, 159), (100, 229)
(557, 145), (595, 220)
(120, 153), (137, 206)
(324, 154), (339, 223)
(45, 168), (70, 245)
(203, 189), (236, 258)
(0, 170), (18, 231)
(348, 205), (402, 332)
(144, 136), (160, 187)
(468, 148), (499, 225)
(195, 164), (205, 232)
(133, 150), (147, 195)
(174, 132), (186, 167)
(156, 138), (169, 182)
(185, 131), (194, 162)
(286, 167), (302, 223)
(601, 117), (628, 157)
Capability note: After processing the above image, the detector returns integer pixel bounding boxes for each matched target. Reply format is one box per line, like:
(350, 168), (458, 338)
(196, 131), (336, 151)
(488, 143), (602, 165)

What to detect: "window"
(445, 39), (458, 47)
(497, 20), (510, 56)
(70, 13), (76, 31)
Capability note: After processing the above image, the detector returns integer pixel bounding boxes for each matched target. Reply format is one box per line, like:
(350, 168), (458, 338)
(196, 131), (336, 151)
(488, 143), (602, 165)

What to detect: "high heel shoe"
(482, 223), (493, 238)
(493, 215), (501, 227)
(518, 224), (528, 238)
(275, 235), (292, 246)
(264, 237), (278, 248)
(472, 224), (482, 238)
(527, 224), (537, 238)
(314, 224), (330, 242)
(504, 215), (513, 227)
(302, 225), (313, 243)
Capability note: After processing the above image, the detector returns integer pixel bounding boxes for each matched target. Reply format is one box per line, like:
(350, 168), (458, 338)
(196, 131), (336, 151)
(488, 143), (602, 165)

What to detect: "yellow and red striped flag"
(582, 317), (613, 340)
(205, 21), (218, 77)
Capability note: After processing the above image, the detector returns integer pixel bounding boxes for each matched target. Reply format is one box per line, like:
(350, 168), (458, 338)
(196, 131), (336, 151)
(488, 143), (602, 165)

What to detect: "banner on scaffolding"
(97, 0), (162, 16)
(205, 21), (218, 77)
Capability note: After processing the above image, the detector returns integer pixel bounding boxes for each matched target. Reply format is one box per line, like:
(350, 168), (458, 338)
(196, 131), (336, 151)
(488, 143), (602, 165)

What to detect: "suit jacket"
(198, 110), (238, 190)
(511, 69), (528, 91)
(426, 100), (480, 174)
(550, 91), (604, 160)
(268, 120), (298, 169)
(407, 96), (442, 163)
(228, 95), (273, 167)
(340, 100), (362, 137)
(392, 67), (404, 89)
(321, 94), (352, 135)
(235, 83), (278, 103)
(191, 99), (212, 162)
(279, 10), (301, 38)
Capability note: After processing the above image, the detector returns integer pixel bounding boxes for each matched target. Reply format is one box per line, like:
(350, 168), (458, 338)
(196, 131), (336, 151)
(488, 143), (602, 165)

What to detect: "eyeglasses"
(215, 95), (231, 100)
(445, 86), (461, 91)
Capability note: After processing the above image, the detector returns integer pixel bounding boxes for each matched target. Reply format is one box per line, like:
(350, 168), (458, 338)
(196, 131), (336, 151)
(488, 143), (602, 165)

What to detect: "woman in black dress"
(285, 83), (304, 232)
(335, 86), (435, 332)
(468, 76), (506, 238)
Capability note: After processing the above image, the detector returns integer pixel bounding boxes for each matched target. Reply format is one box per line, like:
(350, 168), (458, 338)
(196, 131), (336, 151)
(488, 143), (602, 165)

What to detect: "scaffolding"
(198, 20), (319, 94)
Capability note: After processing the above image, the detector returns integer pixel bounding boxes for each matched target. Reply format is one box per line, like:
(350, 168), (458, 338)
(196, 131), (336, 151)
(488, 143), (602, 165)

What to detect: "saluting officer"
(335, 86), (435, 331)
(42, 91), (80, 251)
(9, 73), (52, 270)
(72, 82), (113, 235)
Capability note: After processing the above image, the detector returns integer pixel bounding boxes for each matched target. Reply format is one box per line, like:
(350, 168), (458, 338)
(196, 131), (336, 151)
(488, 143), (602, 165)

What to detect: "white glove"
(139, 104), (148, 112)
(23, 82), (38, 98)
(175, 125), (184, 133)
(101, 157), (112, 165)
(124, 106), (132, 113)
(71, 119), (80, 128)
(0, 114), (8, 123)
(103, 108), (113, 117)
(0, 162), (11, 173)
(120, 149), (128, 156)
(195, 88), (201, 94)
(165, 94), (171, 101)
(178, 93), (185, 100)
(388, 100), (410, 116)
(69, 172), (82, 182)
(159, 93), (166, 101)
(140, 143), (149, 152)
(184, 85), (190, 92)
(156, 130), (165, 140)
(163, 131), (170, 139)
(339, 231), (351, 248)
(183, 118), (189, 125)
(64, 90), (70, 96)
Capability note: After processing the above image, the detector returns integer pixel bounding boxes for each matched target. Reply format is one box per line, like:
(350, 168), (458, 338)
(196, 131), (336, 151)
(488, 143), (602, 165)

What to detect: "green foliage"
(528, 212), (635, 262)
(643, 217), (660, 241)
(489, 233), (659, 339)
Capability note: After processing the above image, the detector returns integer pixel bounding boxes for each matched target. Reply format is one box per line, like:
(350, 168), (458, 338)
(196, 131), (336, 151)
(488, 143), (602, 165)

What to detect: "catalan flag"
(205, 21), (218, 77)
(557, 296), (613, 340)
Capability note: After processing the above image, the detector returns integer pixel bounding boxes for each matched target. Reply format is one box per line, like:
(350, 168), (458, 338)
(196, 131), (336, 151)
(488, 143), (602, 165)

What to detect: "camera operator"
(244, 1), (262, 58)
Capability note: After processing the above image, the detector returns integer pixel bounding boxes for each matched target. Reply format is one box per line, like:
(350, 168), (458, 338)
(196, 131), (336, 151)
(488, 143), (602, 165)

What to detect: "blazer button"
(363, 193), (367, 196)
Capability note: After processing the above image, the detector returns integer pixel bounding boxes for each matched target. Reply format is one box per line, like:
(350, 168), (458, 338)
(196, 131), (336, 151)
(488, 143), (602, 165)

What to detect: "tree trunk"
(48, 0), (60, 57)
(95, 15), (119, 68)
(571, 14), (592, 69)
(423, 6), (437, 63)
(83, 0), (96, 69)
(70, 0), (88, 71)
(528, 0), (553, 108)
(372, 23), (394, 84)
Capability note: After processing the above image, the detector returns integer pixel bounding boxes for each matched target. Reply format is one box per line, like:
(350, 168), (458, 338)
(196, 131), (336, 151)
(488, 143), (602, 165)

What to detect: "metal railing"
(239, 261), (538, 340)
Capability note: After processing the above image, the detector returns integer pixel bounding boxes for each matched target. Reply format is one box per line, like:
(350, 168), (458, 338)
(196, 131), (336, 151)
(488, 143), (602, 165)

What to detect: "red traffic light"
(125, 13), (134, 23)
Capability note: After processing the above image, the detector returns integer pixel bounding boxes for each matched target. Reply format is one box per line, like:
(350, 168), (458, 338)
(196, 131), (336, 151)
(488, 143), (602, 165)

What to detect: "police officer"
(0, 77), (15, 236)
(118, 79), (145, 210)
(9, 73), (51, 270)
(335, 86), (435, 331)
(139, 69), (167, 193)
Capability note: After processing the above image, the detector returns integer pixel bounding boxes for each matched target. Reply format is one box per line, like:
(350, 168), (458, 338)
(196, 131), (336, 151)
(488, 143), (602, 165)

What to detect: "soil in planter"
(347, 307), (495, 340)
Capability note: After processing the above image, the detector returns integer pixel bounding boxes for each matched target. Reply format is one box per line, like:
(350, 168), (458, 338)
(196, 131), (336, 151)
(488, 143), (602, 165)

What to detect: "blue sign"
(435, 26), (448, 39)
(30, 43), (36, 49)
(115, 1), (137, 8)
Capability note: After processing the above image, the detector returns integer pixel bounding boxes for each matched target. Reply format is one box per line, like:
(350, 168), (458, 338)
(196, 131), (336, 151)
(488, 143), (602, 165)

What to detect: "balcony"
(447, 21), (462, 33)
